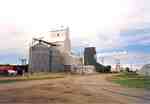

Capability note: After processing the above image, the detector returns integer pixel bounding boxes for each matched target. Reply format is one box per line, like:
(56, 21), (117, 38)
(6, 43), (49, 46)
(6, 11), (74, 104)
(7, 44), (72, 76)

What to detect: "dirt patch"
(0, 74), (149, 104)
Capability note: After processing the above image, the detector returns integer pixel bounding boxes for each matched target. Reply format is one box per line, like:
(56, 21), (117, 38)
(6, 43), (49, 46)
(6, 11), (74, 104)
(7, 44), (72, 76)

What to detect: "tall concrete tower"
(49, 27), (71, 53)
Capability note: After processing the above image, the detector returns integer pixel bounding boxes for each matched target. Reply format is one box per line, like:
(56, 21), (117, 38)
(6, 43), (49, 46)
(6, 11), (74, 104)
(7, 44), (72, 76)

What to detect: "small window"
(57, 33), (59, 37)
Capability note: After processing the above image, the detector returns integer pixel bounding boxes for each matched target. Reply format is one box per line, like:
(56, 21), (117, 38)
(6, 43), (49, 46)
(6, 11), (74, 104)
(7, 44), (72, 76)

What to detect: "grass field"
(0, 73), (65, 84)
(111, 72), (150, 89)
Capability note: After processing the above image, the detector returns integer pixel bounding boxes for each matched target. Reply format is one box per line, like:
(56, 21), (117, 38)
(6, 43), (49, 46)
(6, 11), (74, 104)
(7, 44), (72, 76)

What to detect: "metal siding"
(29, 43), (50, 73)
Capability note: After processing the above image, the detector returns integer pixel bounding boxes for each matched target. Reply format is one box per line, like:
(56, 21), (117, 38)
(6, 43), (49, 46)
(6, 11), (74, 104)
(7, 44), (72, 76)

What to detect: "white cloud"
(0, 0), (149, 64)
(97, 52), (150, 66)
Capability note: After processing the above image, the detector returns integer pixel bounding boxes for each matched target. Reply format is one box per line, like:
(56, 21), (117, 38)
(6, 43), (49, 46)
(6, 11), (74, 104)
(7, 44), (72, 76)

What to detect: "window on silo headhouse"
(57, 33), (59, 37)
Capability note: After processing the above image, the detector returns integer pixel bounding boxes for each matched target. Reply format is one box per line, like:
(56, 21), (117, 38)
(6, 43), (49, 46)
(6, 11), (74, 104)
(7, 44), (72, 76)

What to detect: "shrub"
(95, 63), (111, 73)
(125, 67), (130, 72)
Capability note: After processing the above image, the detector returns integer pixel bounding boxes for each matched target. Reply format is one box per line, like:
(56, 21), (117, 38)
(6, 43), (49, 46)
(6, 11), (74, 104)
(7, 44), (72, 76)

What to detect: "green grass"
(111, 72), (150, 89)
(0, 73), (65, 84)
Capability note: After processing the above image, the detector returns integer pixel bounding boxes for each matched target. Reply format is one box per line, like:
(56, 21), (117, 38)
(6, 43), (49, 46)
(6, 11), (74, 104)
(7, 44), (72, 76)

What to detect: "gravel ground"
(0, 74), (150, 104)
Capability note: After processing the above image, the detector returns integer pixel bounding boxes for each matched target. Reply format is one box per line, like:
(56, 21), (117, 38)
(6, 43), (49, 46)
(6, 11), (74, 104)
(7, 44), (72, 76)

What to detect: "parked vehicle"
(0, 65), (28, 76)
(7, 70), (17, 76)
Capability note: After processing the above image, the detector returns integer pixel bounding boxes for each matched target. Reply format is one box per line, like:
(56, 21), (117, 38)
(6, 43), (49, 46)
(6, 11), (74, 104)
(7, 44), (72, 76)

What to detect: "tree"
(105, 65), (111, 73)
(125, 67), (130, 72)
(95, 63), (111, 73)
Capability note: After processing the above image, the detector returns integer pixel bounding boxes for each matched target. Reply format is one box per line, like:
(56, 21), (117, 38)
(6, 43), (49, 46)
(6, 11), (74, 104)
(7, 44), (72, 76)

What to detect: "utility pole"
(101, 57), (104, 64)
(115, 58), (120, 72)
(20, 58), (27, 65)
(80, 47), (84, 75)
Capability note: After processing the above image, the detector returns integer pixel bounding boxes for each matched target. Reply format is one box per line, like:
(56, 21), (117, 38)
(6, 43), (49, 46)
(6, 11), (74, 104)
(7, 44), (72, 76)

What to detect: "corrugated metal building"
(29, 27), (84, 73)
(84, 47), (97, 65)
(29, 42), (64, 73)
(29, 43), (51, 72)
(138, 64), (150, 76)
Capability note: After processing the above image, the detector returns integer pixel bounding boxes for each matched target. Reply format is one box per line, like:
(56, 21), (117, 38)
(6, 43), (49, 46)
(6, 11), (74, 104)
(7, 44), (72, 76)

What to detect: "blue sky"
(0, 0), (149, 66)
(0, 52), (21, 64)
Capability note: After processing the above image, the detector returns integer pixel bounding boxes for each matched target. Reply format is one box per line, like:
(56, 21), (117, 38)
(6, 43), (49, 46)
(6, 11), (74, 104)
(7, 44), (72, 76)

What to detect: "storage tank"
(29, 42), (65, 73)
(29, 42), (51, 73)
(84, 47), (97, 65)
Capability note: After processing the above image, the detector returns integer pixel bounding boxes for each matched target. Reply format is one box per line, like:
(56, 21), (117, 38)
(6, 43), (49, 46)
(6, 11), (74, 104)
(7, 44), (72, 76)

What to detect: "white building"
(137, 64), (150, 76)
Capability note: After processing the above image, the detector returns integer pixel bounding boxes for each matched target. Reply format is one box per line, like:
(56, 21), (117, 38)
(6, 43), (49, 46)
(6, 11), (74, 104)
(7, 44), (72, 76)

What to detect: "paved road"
(0, 74), (150, 104)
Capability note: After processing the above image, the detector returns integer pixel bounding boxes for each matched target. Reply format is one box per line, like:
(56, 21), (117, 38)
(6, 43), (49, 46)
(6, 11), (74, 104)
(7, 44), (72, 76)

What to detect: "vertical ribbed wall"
(84, 47), (97, 65)
(29, 43), (51, 73)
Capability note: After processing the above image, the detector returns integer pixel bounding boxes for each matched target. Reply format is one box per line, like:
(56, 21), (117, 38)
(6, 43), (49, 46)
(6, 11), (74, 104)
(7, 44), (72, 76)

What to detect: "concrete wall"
(62, 53), (82, 65)
(49, 28), (71, 53)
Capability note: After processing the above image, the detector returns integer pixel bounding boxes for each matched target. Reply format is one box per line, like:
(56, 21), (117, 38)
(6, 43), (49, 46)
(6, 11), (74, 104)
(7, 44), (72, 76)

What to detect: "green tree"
(125, 67), (130, 72)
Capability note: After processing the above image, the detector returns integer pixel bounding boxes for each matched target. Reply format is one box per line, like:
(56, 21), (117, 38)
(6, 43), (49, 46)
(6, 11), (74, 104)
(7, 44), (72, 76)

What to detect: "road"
(0, 74), (150, 104)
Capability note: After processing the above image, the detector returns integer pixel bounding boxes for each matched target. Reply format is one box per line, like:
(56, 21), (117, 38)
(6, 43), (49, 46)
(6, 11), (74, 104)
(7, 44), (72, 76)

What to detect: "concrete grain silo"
(49, 27), (71, 53)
